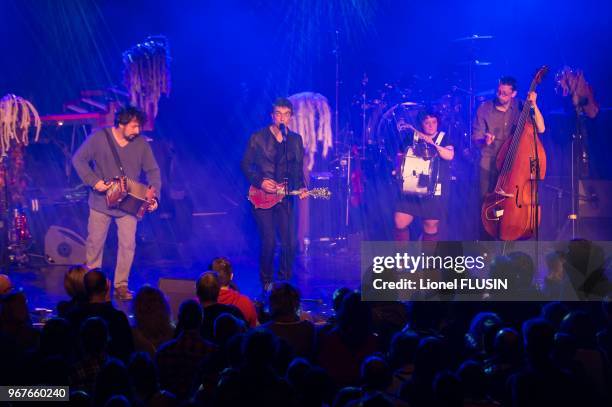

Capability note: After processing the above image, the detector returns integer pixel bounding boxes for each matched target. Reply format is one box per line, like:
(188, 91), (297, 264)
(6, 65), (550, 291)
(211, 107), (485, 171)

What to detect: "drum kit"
(326, 34), (496, 232)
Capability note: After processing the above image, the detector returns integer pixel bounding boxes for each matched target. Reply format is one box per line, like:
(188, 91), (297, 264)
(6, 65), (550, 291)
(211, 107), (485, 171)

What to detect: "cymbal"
(453, 34), (494, 42)
(399, 101), (422, 107)
(457, 59), (493, 66)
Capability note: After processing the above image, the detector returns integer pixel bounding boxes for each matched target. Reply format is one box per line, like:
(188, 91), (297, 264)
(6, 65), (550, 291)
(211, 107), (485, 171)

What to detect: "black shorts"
(395, 193), (447, 220)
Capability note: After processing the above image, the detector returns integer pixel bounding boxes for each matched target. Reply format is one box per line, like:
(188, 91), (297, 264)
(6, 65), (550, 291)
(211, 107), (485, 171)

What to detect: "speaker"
(44, 225), (86, 265)
(579, 180), (612, 218)
(158, 278), (196, 319)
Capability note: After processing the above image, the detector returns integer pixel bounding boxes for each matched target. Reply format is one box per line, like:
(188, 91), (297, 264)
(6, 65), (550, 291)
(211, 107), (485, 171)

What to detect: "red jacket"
(218, 287), (258, 327)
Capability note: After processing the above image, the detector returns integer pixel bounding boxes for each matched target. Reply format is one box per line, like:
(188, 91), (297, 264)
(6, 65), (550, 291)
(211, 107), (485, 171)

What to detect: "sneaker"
(114, 286), (134, 301)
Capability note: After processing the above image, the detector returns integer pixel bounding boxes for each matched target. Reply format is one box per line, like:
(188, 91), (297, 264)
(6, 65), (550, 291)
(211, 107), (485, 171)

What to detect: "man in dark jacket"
(241, 98), (307, 290)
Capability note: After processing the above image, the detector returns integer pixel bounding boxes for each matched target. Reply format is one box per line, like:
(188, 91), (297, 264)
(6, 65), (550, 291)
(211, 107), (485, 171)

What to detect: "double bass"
(481, 66), (548, 240)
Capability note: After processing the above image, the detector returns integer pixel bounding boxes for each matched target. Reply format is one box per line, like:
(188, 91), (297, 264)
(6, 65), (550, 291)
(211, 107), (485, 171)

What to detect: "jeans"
(85, 208), (137, 288)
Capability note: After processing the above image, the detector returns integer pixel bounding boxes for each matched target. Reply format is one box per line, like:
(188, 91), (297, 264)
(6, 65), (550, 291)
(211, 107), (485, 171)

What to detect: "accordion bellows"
(106, 176), (153, 219)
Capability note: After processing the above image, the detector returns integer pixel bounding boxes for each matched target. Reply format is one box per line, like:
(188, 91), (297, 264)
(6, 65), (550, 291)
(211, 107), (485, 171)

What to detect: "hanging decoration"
(123, 36), (171, 129)
(288, 92), (333, 170)
(0, 94), (41, 157)
(0, 94), (40, 208)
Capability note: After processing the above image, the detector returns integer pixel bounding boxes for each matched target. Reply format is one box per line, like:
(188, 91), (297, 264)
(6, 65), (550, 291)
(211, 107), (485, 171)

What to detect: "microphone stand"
(283, 125), (290, 280)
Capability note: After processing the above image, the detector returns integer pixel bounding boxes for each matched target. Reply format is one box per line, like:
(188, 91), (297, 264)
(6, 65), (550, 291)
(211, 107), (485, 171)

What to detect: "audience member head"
(337, 291), (372, 344)
(301, 366), (335, 406)
(0, 273), (13, 295)
(39, 355), (71, 385)
(522, 318), (554, 363)
(242, 328), (277, 368)
(545, 251), (565, 277)
(332, 287), (352, 313)
(93, 358), (131, 407)
(70, 390), (91, 407)
(457, 360), (487, 401)
(413, 336), (447, 382)
(103, 395), (131, 407)
(226, 333), (245, 368)
(552, 332), (577, 366)
(332, 387), (362, 407)
(508, 251), (536, 289)
(127, 352), (158, 402)
(465, 312), (502, 356)
(488, 255), (514, 283)
(196, 271), (220, 304)
(0, 292), (32, 335)
(361, 356), (392, 392)
(268, 282), (300, 320)
(84, 269), (109, 302)
(175, 299), (202, 333)
(493, 327), (521, 362)
(40, 317), (72, 358)
(63, 265), (88, 302)
(79, 317), (109, 355)
(388, 331), (420, 370)
(131, 286), (172, 337)
(287, 357), (311, 388)
(214, 312), (246, 345)
(559, 310), (597, 348)
(433, 370), (463, 407)
(209, 257), (233, 287)
(565, 239), (606, 276)
(540, 301), (569, 329)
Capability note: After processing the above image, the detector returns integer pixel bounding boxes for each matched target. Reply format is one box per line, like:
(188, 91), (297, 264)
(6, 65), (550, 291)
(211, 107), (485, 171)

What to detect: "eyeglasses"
(497, 90), (513, 97)
(273, 111), (292, 118)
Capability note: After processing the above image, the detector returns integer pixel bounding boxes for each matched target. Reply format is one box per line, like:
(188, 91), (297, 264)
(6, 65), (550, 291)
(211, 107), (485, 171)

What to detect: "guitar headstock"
(533, 65), (549, 86)
(309, 188), (332, 200)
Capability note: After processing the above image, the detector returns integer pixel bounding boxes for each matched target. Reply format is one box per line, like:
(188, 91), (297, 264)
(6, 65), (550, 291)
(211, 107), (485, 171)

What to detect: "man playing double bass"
(473, 76), (546, 238)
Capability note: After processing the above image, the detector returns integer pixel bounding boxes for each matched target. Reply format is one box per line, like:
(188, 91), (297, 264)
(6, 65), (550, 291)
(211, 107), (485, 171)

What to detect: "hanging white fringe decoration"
(123, 36), (171, 125)
(288, 92), (333, 170)
(0, 94), (41, 156)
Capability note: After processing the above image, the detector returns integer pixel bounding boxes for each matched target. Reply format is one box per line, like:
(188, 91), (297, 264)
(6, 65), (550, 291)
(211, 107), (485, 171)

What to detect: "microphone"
(279, 123), (288, 141)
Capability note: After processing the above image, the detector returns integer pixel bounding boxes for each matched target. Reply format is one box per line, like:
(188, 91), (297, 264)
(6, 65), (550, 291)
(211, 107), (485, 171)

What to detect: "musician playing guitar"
(472, 76), (545, 239)
(241, 98), (307, 291)
(394, 108), (455, 241)
(72, 106), (161, 300)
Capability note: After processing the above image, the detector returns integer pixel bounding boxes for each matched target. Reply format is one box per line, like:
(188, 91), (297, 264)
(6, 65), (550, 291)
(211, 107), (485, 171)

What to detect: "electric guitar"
(248, 183), (331, 209)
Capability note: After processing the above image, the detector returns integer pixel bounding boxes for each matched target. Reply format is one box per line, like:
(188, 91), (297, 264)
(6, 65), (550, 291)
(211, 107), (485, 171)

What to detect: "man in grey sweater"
(72, 106), (161, 300)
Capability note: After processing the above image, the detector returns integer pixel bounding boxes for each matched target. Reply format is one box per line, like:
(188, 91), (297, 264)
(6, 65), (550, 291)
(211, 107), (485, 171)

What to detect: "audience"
(1, 251), (611, 406)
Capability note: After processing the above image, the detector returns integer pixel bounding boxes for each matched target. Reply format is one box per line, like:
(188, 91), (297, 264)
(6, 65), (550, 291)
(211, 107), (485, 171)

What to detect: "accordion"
(105, 176), (155, 220)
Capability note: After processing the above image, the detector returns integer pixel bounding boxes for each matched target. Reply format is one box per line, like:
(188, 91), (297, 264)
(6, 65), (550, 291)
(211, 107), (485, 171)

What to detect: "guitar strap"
(104, 128), (126, 177)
